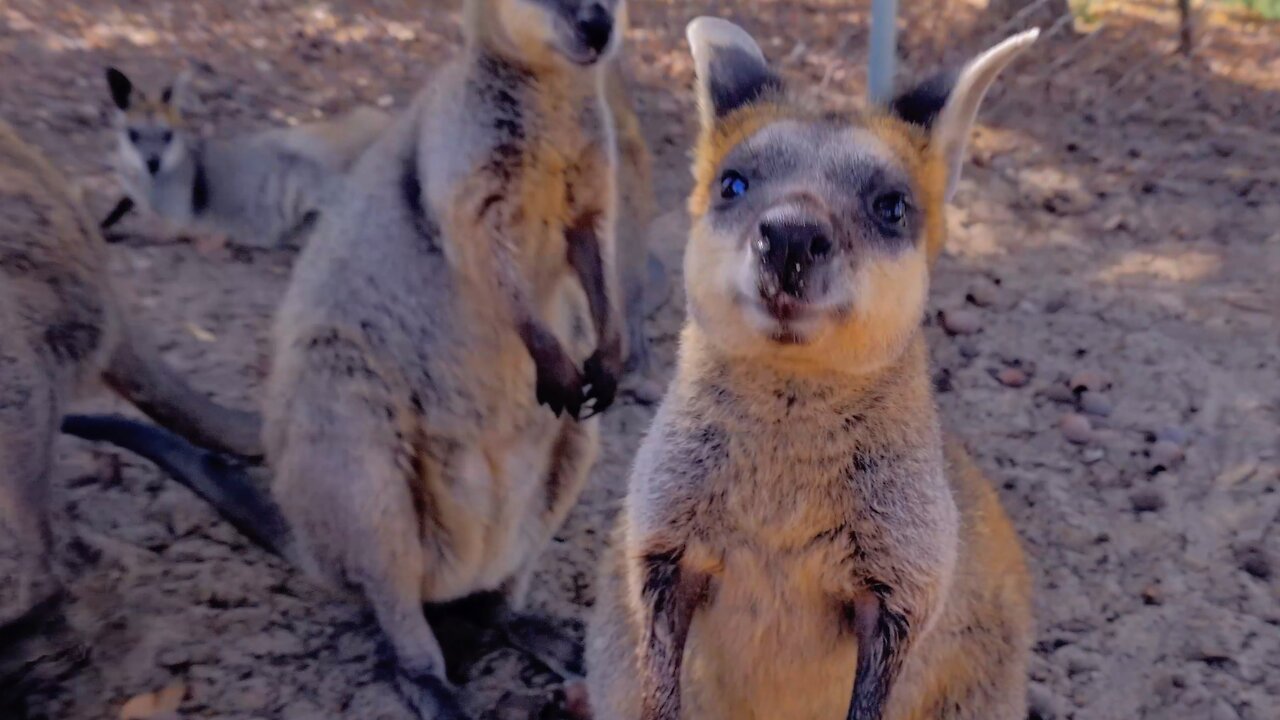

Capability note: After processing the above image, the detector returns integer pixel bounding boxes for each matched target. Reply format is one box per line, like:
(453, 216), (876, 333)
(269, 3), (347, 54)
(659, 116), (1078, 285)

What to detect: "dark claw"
(579, 350), (620, 419)
(531, 343), (584, 419)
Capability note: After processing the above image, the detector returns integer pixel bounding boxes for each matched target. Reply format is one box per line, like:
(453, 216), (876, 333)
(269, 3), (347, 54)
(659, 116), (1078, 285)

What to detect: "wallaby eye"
(161, 130), (173, 143)
(127, 129), (140, 143)
(720, 170), (749, 200)
(873, 192), (907, 227)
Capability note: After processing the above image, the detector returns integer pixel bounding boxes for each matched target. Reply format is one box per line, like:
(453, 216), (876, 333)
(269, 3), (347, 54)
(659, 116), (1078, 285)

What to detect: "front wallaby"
(104, 67), (390, 248)
(587, 19), (1037, 720)
(66, 1), (629, 718)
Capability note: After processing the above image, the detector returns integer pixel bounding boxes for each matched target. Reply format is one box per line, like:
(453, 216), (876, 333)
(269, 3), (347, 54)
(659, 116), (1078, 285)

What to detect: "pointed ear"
(891, 29), (1039, 202)
(160, 70), (191, 108)
(105, 67), (133, 111)
(686, 17), (784, 129)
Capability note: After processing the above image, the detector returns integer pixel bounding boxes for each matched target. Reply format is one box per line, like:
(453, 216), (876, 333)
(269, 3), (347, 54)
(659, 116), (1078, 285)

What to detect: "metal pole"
(868, 0), (898, 104)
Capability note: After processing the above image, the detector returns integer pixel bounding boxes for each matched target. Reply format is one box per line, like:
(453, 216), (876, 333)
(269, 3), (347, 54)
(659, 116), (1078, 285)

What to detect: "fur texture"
(586, 19), (1037, 720)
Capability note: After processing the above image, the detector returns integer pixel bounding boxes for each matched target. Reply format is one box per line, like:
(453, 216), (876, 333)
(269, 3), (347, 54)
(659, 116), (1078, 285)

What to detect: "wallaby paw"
(533, 347), (584, 419)
(396, 668), (470, 720)
(579, 350), (621, 420)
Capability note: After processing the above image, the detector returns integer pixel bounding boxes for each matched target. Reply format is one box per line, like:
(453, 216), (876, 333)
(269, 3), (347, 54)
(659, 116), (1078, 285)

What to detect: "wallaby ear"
(892, 29), (1039, 202)
(160, 70), (191, 109)
(686, 17), (784, 129)
(105, 67), (133, 111)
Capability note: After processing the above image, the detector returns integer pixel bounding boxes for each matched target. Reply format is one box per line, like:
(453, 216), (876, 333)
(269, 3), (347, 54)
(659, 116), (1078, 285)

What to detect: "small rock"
(1141, 583), (1164, 606)
(1149, 440), (1184, 468)
(1081, 448), (1105, 464)
(1155, 425), (1189, 446)
(1042, 383), (1076, 404)
(1059, 413), (1093, 444)
(1043, 296), (1068, 314)
(1069, 369), (1111, 393)
(1079, 391), (1113, 417)
(157, 646), (191, 669)
(965, 278), (1003, 308)
(995, 367), (1029, 388)
(932, 368), (953, 393)
(957, 341), (980, 360)
(940, 308), (981, 335)
(1131, 489), (1165, 513)
(1210, 699), (1241, 720)
(1235, 546), (1272, 580)
(1027, 684), (1061, 720)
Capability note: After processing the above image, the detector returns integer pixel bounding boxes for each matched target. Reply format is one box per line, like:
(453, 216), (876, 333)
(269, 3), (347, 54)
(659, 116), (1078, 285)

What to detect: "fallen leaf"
(186, 323), (216, 343)
(119, 681), (186, 720)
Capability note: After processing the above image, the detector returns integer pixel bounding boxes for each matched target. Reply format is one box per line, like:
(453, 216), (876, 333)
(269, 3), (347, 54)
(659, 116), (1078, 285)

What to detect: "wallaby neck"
(143, 142), (207, 224)
(676, 323), (935, 421)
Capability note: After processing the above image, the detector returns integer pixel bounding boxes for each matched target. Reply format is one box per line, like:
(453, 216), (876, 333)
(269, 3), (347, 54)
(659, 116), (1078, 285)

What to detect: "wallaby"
(606, 64), (661, 392)
(65, 1), (628, 717)
(0, 119), (261, 702)
(586, 18), (1037, 720)
(103, 67), (390, 248)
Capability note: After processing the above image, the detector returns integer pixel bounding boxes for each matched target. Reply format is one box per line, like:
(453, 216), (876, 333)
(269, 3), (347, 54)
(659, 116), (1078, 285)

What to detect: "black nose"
(756, 220), (834, 297)
(146, 157), (161, 175)
(576, 4), (613, 54)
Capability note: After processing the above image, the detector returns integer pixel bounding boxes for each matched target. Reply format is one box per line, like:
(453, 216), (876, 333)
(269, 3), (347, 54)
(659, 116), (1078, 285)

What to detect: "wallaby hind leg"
(0, 372), (57, 625)
(271, 382), (466, 720)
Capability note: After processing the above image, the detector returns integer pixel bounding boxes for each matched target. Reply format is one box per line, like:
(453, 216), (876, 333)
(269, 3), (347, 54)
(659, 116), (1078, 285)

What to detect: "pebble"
(1059, 413), (1094, 444)
(1079, 391), (1113, 417)
(1131, 489), (1165, 513)
(1043, 383), (1076, 404)
(1236, 546), (1272, 580)
(1082, 447), (1105, 464)
(1155, 425), (1189, 446)
(995, 367), (1029, 388)
(1027, 684), (1061, 720)
(940, 308), (982, 335)
(966, 278), (1003, 308)
(933, 368), (953, 393)
(1069, 369), (1111, 393)
(958, 341), (981, 360)
(1149, 440), (1184, 468)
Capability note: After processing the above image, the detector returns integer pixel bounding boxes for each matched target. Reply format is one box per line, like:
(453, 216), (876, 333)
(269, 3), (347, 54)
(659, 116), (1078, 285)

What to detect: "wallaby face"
(685, 21), (1038, 378)
(479, 0), (625, 66)
(105, 67), (190, 187)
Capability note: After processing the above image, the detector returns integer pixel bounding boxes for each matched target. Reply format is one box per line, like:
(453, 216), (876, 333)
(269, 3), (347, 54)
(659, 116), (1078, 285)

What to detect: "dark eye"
(720, 170), (749, 200)
(161, 130), (173, 143)
(873, 192), (907, 227)
(127, 129), (140, 143)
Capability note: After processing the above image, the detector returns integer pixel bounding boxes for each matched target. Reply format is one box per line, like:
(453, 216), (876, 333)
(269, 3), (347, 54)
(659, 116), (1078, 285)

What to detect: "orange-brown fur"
(587, 19), (1036, 720)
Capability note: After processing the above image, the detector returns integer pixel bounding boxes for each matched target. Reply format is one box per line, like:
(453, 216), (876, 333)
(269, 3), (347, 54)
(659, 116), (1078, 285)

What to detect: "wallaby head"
(683, 18), (1037, 375)
(465, 0), (627, 68)
(105, 67), (191, 180)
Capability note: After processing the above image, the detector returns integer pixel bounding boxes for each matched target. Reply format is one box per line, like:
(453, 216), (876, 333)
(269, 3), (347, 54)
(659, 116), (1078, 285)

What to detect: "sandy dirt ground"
(0, 1), (1277, 719)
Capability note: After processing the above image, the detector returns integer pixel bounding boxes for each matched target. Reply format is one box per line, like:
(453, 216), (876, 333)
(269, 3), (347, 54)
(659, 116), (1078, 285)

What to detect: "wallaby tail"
(102, 319), (265, 460)
(61, 414), (289, 558)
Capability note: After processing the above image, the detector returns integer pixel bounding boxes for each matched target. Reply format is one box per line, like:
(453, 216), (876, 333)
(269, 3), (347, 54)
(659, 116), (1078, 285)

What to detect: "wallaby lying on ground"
(586, 18), (1037, 720)
(65, 0), (630, 717)
(0, 118), (261, 706)
(102, 66), (390, 248)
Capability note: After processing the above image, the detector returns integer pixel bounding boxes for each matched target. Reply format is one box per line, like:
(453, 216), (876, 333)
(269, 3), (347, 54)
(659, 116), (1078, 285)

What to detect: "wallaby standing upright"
(65, 1), (629, 717)
(104, 67), (390, 248)
(587, 19), (1037, 720)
